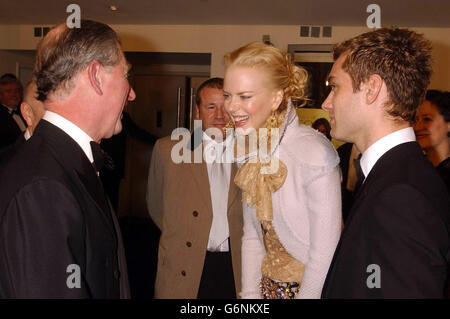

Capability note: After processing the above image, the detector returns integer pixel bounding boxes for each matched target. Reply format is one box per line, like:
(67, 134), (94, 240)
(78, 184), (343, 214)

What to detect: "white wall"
(0, 50), (35, 86)
(0, 24), (448, 90)
(113, 25), (450, 90)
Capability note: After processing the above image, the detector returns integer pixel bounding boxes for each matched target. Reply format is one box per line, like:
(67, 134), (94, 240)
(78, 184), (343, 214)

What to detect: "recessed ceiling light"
(110, 5), (118, 11)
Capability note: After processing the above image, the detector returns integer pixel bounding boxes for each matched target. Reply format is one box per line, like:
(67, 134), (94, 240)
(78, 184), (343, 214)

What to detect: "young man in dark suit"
(0, 20), (135, 298)
(321, 28), (450, 298)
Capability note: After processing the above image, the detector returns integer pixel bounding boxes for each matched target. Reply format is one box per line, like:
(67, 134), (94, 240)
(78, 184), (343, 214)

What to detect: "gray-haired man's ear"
(87, 60), (104, 96)
(20, 102), (34, 128)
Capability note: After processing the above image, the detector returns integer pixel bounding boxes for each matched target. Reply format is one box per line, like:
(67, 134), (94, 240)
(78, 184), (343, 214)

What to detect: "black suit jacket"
(0, 134), (25, 170)
(322, 142), (450, 298)
(0, 120), (130, 298)
(0, 105), (23, 149)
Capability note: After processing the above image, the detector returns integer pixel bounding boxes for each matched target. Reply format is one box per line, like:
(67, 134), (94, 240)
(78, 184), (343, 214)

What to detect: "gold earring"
(223, 118), (234, 135)
(264, 110), (278, 139)
(266, 110), (278, 130)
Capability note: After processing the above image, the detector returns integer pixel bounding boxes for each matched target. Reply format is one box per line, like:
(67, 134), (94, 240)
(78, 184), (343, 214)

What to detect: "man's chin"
(330, 128), (341, 141)
(213, 124), (225, 129)
(112, 120), (123, 136)
(330, 130), (351, 144)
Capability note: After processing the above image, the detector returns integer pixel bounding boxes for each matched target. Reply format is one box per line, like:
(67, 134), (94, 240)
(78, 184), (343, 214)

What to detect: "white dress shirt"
(360, 127), (416, 178)
(43, 111), (94, 163)
(203, 131), (233, 252)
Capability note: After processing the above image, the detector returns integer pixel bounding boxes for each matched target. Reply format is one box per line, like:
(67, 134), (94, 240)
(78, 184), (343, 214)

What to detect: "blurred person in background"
(0, 81), (44, 168)
(0, 74), (25, 149)
(414, 90), (450, 191)
(312, 117), (332, 141)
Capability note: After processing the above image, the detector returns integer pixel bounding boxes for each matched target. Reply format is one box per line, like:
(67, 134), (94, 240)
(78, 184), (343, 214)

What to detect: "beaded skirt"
(260, 221), (305, 299)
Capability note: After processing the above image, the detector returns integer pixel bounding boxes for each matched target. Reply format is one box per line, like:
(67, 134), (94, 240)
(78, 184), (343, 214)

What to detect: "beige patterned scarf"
(233, 109), (288, 222)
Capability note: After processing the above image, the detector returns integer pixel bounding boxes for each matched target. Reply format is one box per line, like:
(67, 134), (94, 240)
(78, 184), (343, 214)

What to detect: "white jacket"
(240, 107), (342, 299)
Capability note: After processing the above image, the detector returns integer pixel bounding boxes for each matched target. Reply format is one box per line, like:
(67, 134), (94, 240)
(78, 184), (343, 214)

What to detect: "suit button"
(114, 270), (120, 279)
(186, 241), (192, 247)
(181, 270), (186, 276)
(193, 211), (198, 217)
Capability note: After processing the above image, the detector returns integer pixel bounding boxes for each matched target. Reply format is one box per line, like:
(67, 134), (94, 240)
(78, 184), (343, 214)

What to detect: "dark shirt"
(436, 157), (450, 194)
(337, 142), (355, 223)
(0, 104), (24, 149)
(436, 157), (450, 299)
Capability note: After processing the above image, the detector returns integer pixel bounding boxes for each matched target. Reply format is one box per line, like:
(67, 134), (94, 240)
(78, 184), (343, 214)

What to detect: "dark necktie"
(90, 141), (115, 172)
(353, 153), (365, 194)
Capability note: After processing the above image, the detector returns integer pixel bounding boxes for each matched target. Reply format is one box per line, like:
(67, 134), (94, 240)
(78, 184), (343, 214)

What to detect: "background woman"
(413, 90), (450, 191)
(312, 117), (332, 141)
(223, 42), (341, 299)
(413, 89), (450, 299)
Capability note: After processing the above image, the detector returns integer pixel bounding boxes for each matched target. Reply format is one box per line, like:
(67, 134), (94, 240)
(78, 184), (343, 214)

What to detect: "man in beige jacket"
(146, 78), (242, 298)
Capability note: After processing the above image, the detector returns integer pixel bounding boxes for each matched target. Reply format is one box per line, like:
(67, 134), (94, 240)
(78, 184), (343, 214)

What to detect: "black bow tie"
(90, 141), (115, 172)
(353, 153), (365, 193)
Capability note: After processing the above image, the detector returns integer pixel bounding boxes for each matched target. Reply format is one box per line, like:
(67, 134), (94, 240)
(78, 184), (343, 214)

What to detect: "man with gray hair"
(0, 20), (135, 298)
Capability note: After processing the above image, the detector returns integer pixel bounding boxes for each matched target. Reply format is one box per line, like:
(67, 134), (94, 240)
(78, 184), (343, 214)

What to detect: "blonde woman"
(223, 42), (341, 299)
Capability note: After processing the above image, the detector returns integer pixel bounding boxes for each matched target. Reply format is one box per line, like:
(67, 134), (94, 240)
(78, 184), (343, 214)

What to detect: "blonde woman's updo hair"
(224, 42), (308, 112)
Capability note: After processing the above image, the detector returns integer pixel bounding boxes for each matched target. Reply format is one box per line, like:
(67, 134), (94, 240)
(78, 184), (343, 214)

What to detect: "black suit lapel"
(322, 180), (372, 297)
(342, 141), (418, 232)
(34, 120), (116, 237)
(72, 169), (129, 297)
(323, 141), (420, 297)
(322, 174), (371, 296)
(14, 134), (26, 146)
(71, 170), (116, 236)
(339, 175), (370, 234)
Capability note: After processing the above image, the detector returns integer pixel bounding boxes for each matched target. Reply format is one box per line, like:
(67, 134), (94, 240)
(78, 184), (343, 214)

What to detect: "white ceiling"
(1, 0), (449, 27)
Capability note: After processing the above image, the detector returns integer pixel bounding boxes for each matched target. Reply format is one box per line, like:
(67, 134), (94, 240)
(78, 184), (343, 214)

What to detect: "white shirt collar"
(360, 127), (416, 178)
(43, 110), (94, 163)
(24, 129), (31, 141)
(202, 130), (233, 145)
(202, 130), (235, 163)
